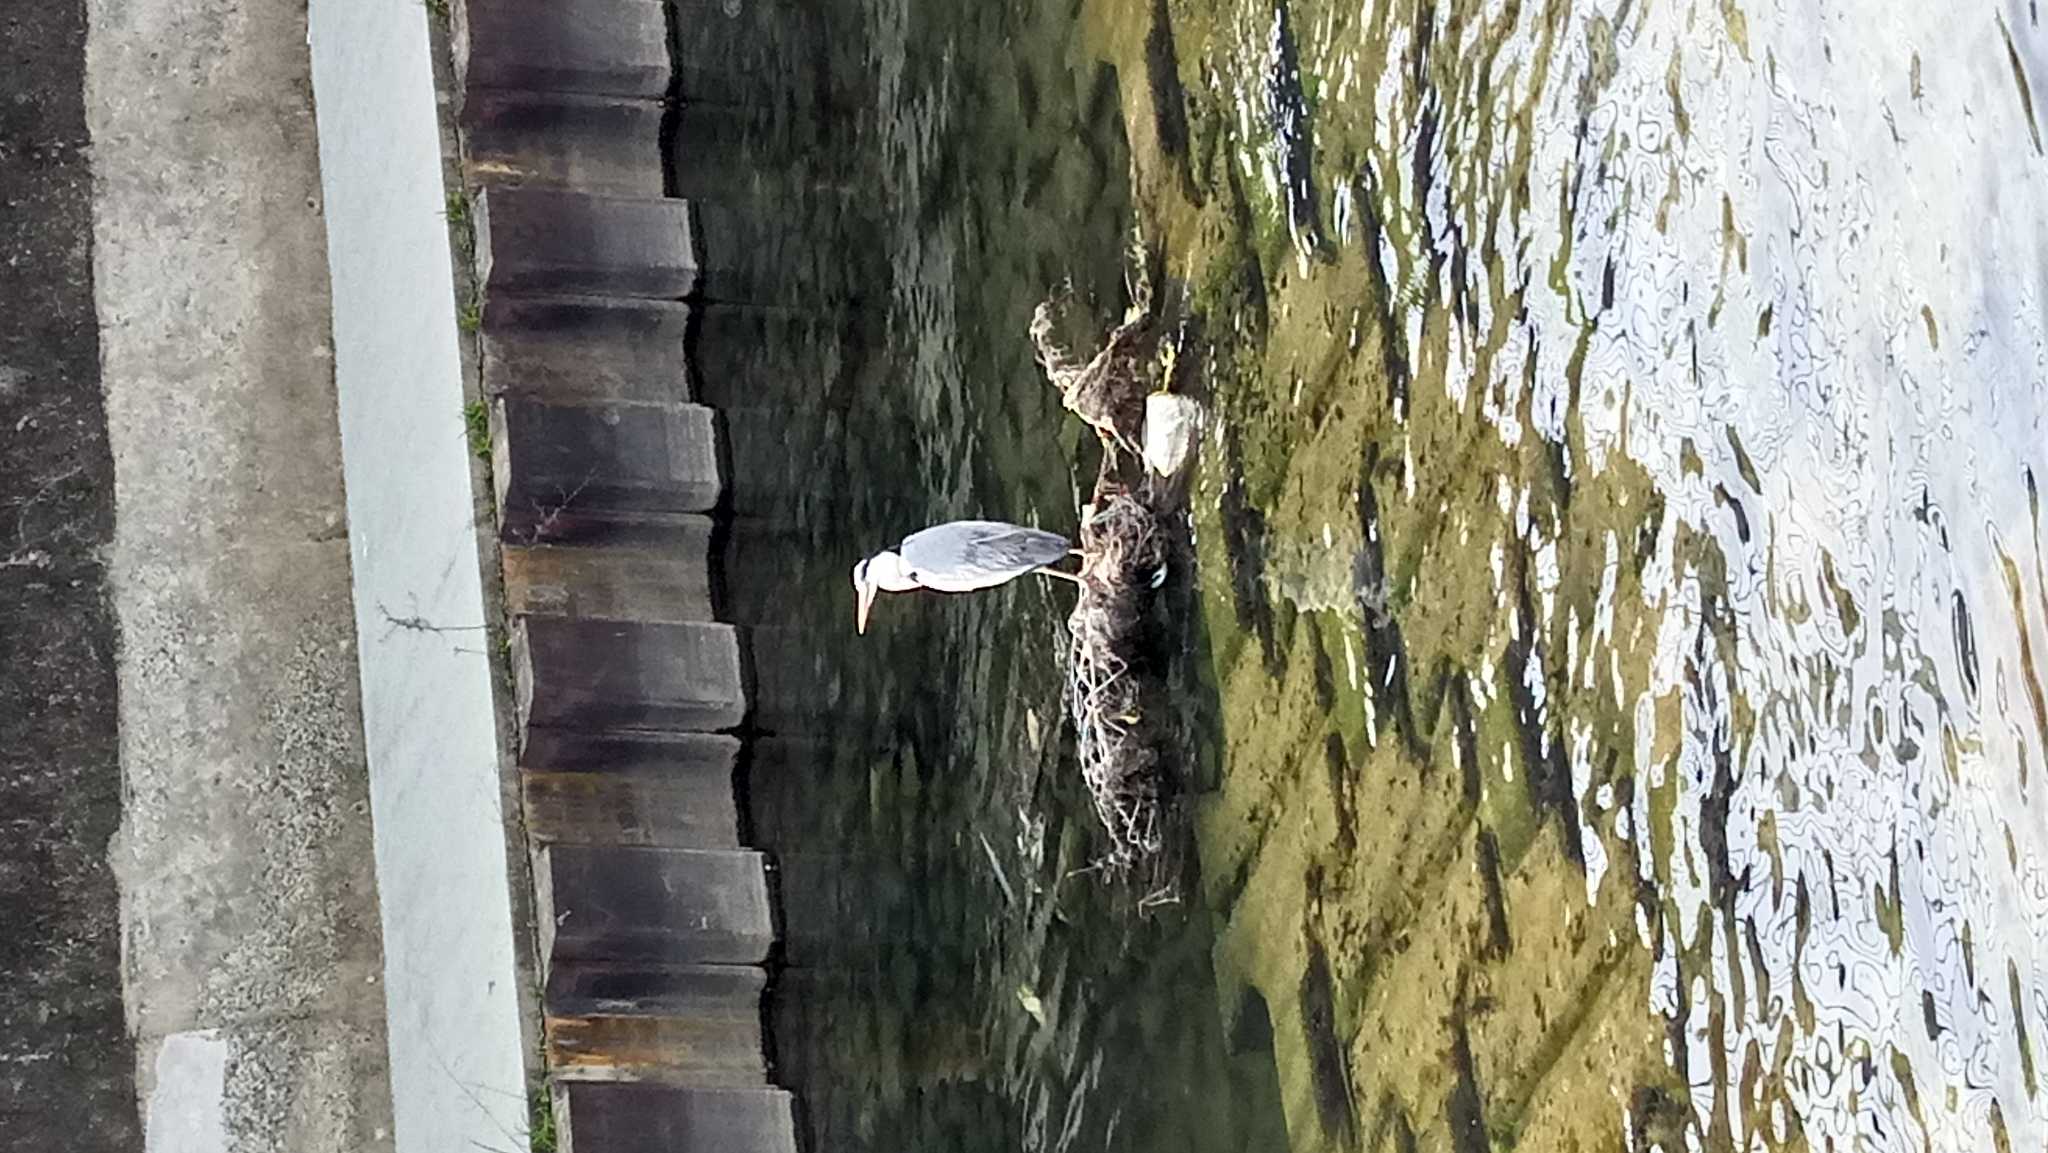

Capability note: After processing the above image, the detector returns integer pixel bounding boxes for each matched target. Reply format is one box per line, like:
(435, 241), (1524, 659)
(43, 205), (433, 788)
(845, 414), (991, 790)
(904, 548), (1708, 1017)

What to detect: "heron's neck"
(868, 551), (920, 592)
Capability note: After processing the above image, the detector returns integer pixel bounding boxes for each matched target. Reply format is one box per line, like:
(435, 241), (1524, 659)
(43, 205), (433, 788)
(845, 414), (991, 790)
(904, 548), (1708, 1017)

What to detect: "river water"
(677, 0), (2048, 1149)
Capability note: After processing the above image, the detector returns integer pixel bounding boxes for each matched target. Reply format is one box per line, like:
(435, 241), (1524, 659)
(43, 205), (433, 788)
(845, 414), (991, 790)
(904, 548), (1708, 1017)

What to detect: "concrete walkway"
(88, 0), (397, 1148)
(65, 0), (533, 1149)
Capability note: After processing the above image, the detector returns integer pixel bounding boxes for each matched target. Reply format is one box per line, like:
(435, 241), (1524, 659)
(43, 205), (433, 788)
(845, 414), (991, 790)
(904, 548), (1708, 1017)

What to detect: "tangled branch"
(1064, 485), (1169, 873)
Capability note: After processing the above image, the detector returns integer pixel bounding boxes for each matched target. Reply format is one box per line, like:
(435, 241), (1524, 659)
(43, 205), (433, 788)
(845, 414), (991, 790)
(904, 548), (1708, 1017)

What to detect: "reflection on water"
(679, 0), (2048, 1149)
(679, 2), (1280, 1150)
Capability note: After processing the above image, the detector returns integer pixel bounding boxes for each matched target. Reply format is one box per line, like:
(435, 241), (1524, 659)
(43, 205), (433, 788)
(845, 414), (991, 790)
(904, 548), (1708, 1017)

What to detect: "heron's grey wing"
(900, 521), (1071, 591)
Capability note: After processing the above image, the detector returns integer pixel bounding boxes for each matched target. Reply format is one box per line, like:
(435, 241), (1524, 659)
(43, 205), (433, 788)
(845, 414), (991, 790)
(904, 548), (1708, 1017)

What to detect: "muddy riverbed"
(687, 0), (2048, 1149)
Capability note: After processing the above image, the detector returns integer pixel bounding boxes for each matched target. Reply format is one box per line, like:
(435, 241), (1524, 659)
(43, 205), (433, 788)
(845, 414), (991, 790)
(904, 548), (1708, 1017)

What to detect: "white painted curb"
(306, 3), (530, 1151)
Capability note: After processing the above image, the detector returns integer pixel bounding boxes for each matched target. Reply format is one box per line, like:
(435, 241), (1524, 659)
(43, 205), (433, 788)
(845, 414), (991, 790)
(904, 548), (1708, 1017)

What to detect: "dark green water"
(673, 2), (1286, 1150)
(666, 0), (2048, 1150)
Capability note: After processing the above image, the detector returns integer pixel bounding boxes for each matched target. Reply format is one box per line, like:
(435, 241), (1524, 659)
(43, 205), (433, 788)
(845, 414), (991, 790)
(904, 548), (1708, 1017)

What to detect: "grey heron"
(852, 520), (1080, 634)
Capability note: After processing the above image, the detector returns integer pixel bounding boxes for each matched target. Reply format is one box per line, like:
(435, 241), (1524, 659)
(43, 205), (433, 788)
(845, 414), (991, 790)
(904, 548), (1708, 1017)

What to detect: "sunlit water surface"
(679, 0), (2048, 1149)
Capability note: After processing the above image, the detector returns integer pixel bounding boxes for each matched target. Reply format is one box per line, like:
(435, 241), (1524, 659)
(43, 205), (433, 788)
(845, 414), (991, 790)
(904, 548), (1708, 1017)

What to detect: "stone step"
(511, 617), (748, 737)
(476, 185), (838, 305)
(523, 768), (741, 850)
(535, 845), (776, 969)
(465, 91), (666, 197)
(555, 1083), (798, 1153)
(503, 530), (716, 624)
(460, 0), (669, 99)
(475, 187), (698, 300)
(481, 294), (692, 405)
(490, 396), (723, 539)
(544, 961), (767, 1018)
(546, 1012), (768, 1086)
(521, 729), (743, 775)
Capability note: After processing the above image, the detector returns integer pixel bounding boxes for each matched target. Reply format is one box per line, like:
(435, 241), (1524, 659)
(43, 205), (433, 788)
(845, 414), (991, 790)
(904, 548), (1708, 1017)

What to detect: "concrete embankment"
(11, 0), (806, 1148)
(0, 0), (535, 1150)
(86, 0), (538, 1145)
(454, 0), (811, 1148)
(85, 0), (403, 1147)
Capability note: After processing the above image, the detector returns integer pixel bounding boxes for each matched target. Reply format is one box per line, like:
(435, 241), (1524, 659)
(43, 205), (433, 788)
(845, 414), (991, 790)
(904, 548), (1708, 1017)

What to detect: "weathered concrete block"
(535, 846), (776, 967)
(546, 1013), (767, 1086)
(556, 1083), (798, 1153)
(475, 187), (698, 299)
(545, 961), (767, 1018)
(524, 768), (741, 849)
(475, 188), (837, 306)
(465, 91), (666, 197)
(511, 618), (748, 736)
(482, 294), (692, 404)
(491, 397), (723, 537)
(503, 507), (725, 548)
(521, 729), (742, 776)
(460, 0), (669, 99)
(503, 530), (716, 623)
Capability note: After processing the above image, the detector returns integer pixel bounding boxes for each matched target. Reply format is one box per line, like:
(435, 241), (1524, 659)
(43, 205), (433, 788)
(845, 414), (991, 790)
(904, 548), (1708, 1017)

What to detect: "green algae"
(681, 1), (2043, 1149)
(1069, 0), (1710, 1147)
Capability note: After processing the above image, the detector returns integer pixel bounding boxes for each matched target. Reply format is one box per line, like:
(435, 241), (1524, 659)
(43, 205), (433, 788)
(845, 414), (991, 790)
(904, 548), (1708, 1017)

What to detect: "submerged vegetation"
(1034, 240), (1196, 879)
(706, 0), (2047, 1147)
(1075, 0), (1711, 1148)
(1065, 481), (1172, 872)
(1071, 0), (2048, 1147)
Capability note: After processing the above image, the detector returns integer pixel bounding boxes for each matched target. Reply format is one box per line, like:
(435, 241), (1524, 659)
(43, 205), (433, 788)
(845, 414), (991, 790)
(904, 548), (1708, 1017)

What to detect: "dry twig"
(1062, 480), (1170, 872)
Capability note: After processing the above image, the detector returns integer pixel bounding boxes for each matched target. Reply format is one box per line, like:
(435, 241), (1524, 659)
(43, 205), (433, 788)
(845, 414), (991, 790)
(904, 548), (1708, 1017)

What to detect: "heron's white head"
(851, 550), (917, 634)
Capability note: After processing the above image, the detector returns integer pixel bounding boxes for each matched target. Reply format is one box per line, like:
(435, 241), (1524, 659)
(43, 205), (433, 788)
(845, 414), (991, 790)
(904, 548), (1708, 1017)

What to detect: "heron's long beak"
(856, 581), (878, 635)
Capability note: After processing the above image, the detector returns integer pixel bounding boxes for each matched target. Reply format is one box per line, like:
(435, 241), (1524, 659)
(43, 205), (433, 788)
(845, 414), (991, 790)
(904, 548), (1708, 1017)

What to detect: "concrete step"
(510, 618), (748, 736)
(523, 768), (741, 850)
(481, 294), (693, 405)
(475, 185), (843, 305)
(475, 187), (699, 299)
(461, 0), (669, 99)
(555, 1083), (798, 1153)
(521, 729), (743, 775)
(490, 396), (723, 538)
(465, 91), (667, 197)
(546, 1012), (768, 1086)
(503, 531), (717, 624)
(544, 961), (767, 1018)
(535, 845), (776, 968)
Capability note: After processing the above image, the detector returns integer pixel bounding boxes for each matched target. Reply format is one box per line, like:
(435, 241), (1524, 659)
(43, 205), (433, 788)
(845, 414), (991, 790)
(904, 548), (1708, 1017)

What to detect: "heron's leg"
(1035, 566), (1085, 586)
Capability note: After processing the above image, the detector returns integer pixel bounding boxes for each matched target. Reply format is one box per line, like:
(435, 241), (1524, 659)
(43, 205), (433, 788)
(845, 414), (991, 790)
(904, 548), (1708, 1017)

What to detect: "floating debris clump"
(1030, 293), (1154, 457)
(1032, 253), (1200, 875)
(1065, 474), (1171, 870)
